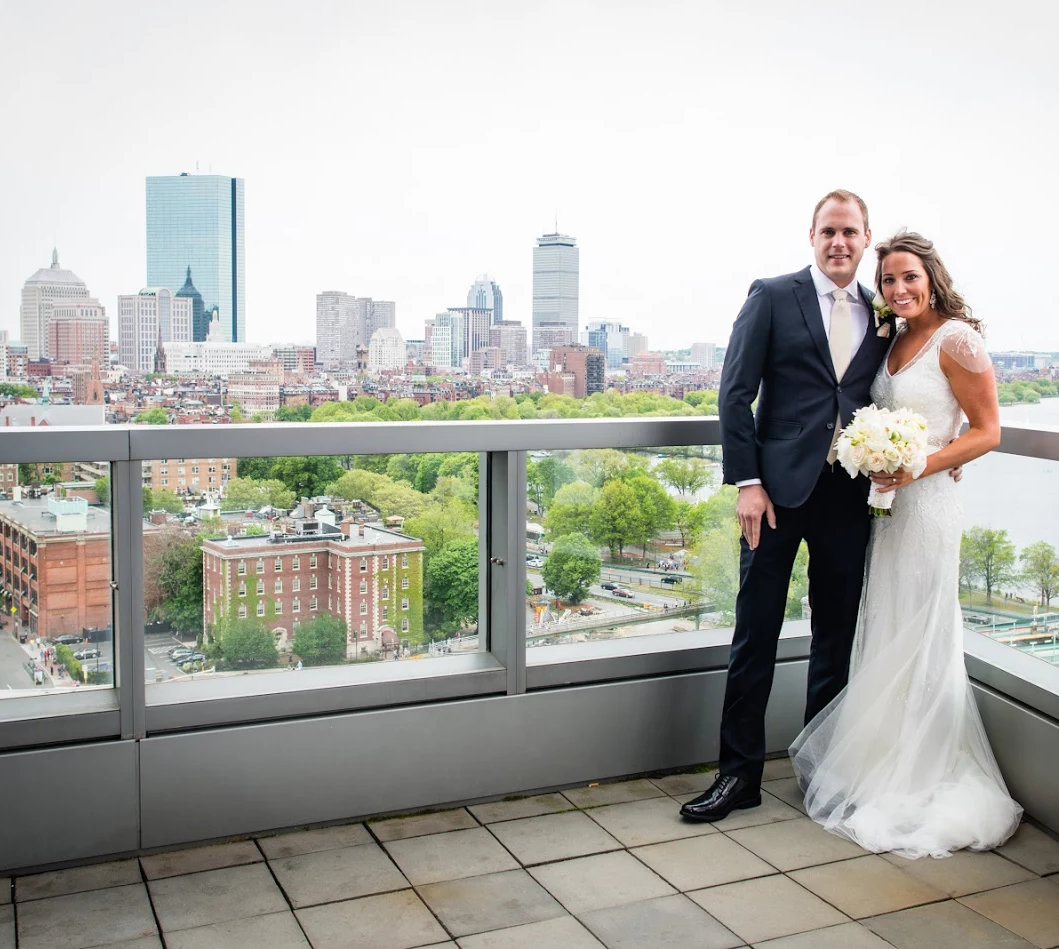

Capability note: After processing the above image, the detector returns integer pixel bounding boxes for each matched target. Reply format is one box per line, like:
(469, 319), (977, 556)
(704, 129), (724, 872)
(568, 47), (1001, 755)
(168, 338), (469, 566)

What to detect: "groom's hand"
(737, 485), (776, 550)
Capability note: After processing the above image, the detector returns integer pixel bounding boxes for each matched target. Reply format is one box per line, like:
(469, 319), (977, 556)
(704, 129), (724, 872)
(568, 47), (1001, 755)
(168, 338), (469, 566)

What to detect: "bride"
(790, 231), (1023, 859)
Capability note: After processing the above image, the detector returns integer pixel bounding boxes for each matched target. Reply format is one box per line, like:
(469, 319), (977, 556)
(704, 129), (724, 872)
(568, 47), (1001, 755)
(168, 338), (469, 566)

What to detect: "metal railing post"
(112, 458), (145, 739)
(485, 450), (527, 694)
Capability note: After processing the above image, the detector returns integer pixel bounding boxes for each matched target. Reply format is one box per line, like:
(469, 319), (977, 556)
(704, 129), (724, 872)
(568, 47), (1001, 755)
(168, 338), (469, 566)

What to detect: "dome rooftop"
(24, 249), (87, 287)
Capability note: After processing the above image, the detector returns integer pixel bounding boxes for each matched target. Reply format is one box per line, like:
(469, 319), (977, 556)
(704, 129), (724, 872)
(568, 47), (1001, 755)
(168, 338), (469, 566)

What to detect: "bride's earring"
(929, 291), (937, 309)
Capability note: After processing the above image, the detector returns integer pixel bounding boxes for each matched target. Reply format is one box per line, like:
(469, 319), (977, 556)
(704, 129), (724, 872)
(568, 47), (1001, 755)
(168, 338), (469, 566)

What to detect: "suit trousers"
(718, 464), (871, 787)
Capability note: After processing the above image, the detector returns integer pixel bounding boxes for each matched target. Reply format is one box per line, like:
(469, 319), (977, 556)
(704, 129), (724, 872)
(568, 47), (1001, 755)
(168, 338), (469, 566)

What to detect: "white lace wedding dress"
(790, 319), (1023, 859)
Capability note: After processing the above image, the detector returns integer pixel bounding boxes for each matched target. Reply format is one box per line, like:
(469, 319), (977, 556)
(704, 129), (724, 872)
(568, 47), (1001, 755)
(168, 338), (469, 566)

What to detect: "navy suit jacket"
(719, 266), (894, 509)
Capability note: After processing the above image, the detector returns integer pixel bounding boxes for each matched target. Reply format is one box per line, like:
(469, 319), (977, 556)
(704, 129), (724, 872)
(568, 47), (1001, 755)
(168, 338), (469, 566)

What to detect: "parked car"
(54, 634), (82, 646)
(527, 558), (543, 568)
(613, 588), (635, 598)
(169, 647), (196, 662)
(179, 652), (207, 665)
(74, 647), (101, 660)
(600, 582), (618, 591)
(660, 575), (682, 585)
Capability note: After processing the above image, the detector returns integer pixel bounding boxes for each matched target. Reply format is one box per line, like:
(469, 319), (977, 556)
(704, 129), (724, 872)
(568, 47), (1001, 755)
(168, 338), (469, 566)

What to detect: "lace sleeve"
(940, 323), (992, 373)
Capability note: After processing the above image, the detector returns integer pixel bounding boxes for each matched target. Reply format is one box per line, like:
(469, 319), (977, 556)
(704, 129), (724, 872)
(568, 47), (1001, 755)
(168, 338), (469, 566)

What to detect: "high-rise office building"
(20, 250), (91, 360)
(118, 288), (193, 373)
(586, 321), (630, 369)
(626, 332), (649, 359)
(447, 307), (492, 358)
(690, 342), (718, 370)
(489, 321), (529, 368)
(429, 311), (466, 370)
(315, 293), (396, 370)
(547, 345), (605, 399)
(48, 301), (109, 367)
(467, 275), (503, 324)
(368, 328), (406, 372)
(532, 232), (579, 350)
(146, 174), (245, 342)
(175, 267), (208, 342)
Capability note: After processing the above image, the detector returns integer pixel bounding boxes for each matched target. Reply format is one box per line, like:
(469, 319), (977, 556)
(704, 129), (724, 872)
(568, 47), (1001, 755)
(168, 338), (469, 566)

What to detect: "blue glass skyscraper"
(146, 174), (245, 342)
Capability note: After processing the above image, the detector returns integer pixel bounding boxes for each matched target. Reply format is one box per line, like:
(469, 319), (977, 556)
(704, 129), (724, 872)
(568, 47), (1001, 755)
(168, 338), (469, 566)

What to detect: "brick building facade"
(201, 517), (424, 657)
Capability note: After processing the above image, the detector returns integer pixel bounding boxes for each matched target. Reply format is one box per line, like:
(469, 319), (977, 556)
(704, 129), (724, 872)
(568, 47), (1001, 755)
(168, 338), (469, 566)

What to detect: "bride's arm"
(918, 348), (1001, 478)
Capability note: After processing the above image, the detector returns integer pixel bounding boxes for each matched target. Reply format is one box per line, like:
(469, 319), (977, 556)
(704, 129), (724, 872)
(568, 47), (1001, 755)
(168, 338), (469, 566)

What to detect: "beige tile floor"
(3, 758), (1058, 948)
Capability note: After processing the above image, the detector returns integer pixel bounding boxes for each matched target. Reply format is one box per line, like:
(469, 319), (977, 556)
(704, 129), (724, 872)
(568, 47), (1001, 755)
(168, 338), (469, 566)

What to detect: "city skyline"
(1, 2), (1057, 353)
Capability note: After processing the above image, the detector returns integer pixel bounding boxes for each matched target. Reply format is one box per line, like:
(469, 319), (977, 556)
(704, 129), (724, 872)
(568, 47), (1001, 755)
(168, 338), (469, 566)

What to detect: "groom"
(681, 189), (891, 822)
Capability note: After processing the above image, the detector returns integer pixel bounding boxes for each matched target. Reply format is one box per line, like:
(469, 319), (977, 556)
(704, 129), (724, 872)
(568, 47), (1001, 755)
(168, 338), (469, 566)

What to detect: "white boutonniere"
(872, 298), (894, 338)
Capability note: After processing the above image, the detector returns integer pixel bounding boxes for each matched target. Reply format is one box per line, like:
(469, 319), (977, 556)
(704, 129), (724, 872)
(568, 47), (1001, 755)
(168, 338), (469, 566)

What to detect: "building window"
(360, 621), (367, 636)
(382, 605), (389, 621)
(238, 605), (247, 618)
(381, 585), (389, 600)
(360, 557), (367, 572)
(292, 577), (300, 592)
(238, 582), (247, 597)
(401, 576), (409, 589)
(275, 599), (282, 615)
(161, 478), (168, 487)
(310, 554), (317, 568)
(238, 560), (246, 575)
(402, 597), (409, 611)
(274, 558), (282, 572)
(192, 466), (199, 474)
(381, 556), (389, 570)
(292, 598), (300, 613)
(309, 575), (317, 590)
(292, 556), (300, 570)
(256, 579), (264, 595)
(360, 601), (367, 615)
(401, 618), (409, 632)
(256, 558), (264, 573)
(274, 579), (282, 593)
(256, 601), (265, 617)
(310, 596), (318, 611)
(402, 554), (408, 568)
(360, 579), (367, 594)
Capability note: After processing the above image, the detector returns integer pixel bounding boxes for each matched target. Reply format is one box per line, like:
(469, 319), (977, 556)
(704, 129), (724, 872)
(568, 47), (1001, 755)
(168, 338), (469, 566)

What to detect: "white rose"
(851, 444), (869, 468)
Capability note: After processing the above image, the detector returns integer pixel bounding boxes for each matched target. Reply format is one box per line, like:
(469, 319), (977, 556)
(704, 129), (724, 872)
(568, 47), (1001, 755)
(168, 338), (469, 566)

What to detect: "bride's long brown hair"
(875, 231), (983, 336)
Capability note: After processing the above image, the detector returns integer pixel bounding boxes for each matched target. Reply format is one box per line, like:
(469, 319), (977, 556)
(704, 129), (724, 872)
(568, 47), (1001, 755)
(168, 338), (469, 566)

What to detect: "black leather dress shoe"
(679, 774), (761, 822)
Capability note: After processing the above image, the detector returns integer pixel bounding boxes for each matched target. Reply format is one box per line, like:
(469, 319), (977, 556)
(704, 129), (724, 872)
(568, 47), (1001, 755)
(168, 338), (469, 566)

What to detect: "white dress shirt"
(735, 267), (870, 489)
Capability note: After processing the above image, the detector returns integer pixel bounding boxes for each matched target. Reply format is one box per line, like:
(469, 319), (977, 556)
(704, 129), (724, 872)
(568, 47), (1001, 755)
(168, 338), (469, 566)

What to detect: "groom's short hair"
(812, 190), (869, 231)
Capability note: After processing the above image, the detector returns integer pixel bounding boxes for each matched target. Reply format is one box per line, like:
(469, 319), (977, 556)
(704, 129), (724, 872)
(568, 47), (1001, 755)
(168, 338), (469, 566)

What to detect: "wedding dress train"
(790, 319), (1023, 859)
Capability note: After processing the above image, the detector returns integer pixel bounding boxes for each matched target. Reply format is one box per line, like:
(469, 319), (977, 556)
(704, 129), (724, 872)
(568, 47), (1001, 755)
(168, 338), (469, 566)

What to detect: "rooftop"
(23, 249), (87, 288)
(201, 522), (423, 553)
(0, 494), (110, 537)
(4, 757), (1057, 948)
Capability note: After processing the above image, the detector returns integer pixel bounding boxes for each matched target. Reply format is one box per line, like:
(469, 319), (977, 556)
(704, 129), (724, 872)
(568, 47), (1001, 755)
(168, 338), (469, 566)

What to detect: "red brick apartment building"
(0, 495), (111, 638)
(201, 514), (424, 657)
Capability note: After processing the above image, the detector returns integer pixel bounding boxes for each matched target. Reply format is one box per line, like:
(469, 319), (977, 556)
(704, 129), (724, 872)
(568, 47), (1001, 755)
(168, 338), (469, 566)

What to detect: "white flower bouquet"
(835, 405), (929, 515)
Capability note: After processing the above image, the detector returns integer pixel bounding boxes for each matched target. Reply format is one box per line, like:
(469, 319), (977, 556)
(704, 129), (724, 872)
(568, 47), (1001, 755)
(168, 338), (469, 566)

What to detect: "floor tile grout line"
(137, 857), (168, 948)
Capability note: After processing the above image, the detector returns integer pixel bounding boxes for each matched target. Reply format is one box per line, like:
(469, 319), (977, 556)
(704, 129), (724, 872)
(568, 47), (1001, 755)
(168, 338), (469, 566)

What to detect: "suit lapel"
(793, 267), (836, 382)
(846, 283), (890, 378)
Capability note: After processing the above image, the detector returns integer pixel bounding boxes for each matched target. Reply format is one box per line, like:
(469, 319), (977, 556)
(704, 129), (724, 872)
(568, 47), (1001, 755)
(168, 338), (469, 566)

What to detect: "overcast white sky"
(2, 0), (1056, 352)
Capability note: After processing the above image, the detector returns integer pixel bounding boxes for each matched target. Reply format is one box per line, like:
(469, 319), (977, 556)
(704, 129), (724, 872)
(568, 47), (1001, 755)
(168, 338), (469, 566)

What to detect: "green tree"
(414, 454), (446, 493)
(656, 458), (713, 496)
(151, 489), (186, 514)
(274, 403), (313, 422)
(627, 475), (677, 557)
(541, 533), (601, 604)
(224, 477), (295, 512)
(786, 541), (810, 619)
(135, 407), (169, 425)
(575, 449), (646, 488)
(1020, 541), (1059, 606)
(687, 521), (742, 618)
(673, 499), (708, 548)
(217, 618), (277, 669)
(293, 614), (348, 665)
(228, 404), (245, 422)
(94, 476), (111, 506)
(0, 382), (36, 399)
(544, 481), (598, 539)
(962, 527), (1019, 603)
(424, 540), (479, 625)
(404, 499), (476, 558)
(386, 454), (420, 484)
(527, 457), (576, 512)
(236, 457), (273, 480)
(270, 456), (343, 497)
(589, 480), (640, 560)
(700, 485), (738, 532)
(151, 532), (205, 635)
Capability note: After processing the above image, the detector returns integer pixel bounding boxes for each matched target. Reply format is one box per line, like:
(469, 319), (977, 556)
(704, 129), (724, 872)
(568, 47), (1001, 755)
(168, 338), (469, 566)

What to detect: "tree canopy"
(541, 533), (601, 604)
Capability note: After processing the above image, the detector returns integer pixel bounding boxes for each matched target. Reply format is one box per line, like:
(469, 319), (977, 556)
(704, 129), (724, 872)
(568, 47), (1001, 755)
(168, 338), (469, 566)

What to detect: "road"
(144, 631), (201, 683)
(0, 631), (54, 692)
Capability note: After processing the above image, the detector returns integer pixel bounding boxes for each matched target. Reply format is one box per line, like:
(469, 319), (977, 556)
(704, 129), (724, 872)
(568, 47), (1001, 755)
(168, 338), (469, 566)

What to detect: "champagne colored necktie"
(827, 288), (852, 464)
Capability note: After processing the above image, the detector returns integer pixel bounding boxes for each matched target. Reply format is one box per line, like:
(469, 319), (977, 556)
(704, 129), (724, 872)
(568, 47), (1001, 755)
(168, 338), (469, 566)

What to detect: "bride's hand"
(870, 468), (915, 492)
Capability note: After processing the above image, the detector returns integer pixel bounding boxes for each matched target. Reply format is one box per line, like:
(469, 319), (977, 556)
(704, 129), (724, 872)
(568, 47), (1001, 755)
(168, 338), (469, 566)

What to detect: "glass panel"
(526, 446), (808, 648)
(959, 402), (1059, 666)
(144, 452), (481, 687)
(0, 463), (114, 697)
